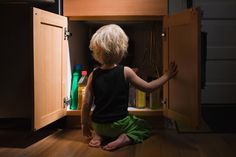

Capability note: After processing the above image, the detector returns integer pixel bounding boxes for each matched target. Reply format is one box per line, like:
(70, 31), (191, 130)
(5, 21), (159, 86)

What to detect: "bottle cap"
(81, 70), (87, 76)
(75, 64), (82, 71)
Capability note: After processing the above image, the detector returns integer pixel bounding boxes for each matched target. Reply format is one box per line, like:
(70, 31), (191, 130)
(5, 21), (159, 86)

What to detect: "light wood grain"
(63, 0), (167, 20)
(33, 8), (68, 130)
(163, 8), (201, 128)
(0, 129), (235, 157)
(67, 108), (163, 116)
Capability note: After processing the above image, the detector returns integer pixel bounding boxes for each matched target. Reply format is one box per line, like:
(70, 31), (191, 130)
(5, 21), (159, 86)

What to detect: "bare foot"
(89, 133), (102, 148)
(103, 134), (132, 151)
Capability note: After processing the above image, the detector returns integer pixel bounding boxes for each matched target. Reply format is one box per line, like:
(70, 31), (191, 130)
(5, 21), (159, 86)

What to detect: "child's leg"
(102, 133), (132, 151)
(89, 132), (103, 148)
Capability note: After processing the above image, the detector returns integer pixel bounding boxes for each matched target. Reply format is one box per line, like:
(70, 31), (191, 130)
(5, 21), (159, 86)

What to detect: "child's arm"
(81, 72), (94, 138)
(125, 62), (178, 93)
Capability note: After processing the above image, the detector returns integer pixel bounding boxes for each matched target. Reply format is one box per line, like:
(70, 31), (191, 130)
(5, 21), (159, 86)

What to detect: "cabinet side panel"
(0, 4), (33, 118)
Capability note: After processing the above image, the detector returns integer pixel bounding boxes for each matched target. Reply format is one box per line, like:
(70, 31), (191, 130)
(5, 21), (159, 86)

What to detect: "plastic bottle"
(128, 85), (136, 107)
(136, 89), (146, 108)
(149, 89), (161, 109)
(148, 77), (161, 109)
(128, 68), (138, 107)
(78, 70), (88, 109)
(70, 64), (82, 110)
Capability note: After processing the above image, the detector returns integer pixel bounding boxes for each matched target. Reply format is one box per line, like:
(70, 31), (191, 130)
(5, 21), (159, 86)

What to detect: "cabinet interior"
(0, 4), (200, 130)
(68, 20), (164, 110)
(69, 21), (163, 76)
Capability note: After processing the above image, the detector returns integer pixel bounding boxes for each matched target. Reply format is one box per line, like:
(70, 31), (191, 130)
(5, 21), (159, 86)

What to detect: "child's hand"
(166, 61), (178, 80)
(82, 123), (92, 138)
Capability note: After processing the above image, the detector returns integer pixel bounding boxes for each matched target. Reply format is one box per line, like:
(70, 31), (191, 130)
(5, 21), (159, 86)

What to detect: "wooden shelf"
(67, 107), (163, 116)
(128, 107), (163, 116)
(66, 109), (82, 116)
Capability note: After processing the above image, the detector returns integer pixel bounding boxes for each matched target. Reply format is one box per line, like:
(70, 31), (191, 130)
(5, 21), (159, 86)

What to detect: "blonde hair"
(89, 24), (129, 65)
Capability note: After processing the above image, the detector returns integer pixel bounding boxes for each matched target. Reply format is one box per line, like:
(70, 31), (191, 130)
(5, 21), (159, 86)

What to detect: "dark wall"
(0, 4), (33, 118)
(194, 0), (236, 104)
(0, 1), (61, 118)
(0, 0), (61, 14)
(193, 0), (236, 132)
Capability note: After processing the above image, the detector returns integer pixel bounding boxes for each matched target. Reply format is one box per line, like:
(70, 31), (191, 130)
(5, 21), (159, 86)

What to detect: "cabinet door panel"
(163, 9), (200, 128)
(33, 8), (68, 130)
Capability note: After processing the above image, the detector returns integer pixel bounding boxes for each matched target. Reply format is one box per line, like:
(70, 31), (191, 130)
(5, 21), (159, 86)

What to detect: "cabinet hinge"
(64, 28), (72, 40)
(161, 98), (167, 108)
(64, 97), (71, 108)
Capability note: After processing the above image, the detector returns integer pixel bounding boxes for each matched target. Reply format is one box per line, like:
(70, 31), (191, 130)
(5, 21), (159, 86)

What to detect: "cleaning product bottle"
(78, 70), (88, 109)
(149, 89), (161, 109)
(128, 84), (136, 107)
(148, 77), (161, 109)
(128, 68), (138, 107)
(70, 64), (82, 110)
(136, 89), (146, 108)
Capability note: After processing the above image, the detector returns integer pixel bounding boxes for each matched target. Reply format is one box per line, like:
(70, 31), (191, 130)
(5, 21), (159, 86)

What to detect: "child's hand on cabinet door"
(165, 61), (178, 80)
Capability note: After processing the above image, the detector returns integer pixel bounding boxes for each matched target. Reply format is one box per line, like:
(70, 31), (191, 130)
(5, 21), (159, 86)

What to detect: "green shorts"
(92, 115), (151, 143)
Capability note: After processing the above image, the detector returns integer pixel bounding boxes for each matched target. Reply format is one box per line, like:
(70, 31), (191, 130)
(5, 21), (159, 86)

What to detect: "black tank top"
(91, 65), (129, 123)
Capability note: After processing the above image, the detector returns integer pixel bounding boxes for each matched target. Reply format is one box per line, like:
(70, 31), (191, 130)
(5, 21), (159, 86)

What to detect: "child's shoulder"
(124, 66), (138, 73)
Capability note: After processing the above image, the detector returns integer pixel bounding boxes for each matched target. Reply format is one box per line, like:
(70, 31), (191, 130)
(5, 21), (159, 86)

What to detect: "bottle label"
(78, 86), (86, 109)
(136, 89), (146, 108)
(149, 89), (161, 109)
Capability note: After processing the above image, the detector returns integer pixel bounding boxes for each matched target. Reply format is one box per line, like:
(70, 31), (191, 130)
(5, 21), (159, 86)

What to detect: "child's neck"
(101, 64), (117, 69)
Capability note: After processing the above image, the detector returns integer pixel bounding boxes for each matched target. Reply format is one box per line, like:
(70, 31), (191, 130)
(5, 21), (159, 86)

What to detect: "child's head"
(89, 24), (129, 65)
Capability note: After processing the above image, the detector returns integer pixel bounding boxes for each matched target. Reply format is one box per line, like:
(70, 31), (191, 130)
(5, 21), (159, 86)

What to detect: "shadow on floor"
(202, 105), (236, 133)
(0, 118), (64, 148)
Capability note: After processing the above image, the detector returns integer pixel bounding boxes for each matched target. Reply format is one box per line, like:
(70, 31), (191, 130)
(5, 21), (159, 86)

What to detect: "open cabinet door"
(33, 8), (70, 130)
(163, 8), (200, 128)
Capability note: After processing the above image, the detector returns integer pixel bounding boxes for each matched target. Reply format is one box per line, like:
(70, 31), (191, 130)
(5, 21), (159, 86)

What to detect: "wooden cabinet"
(33, 8), (69, 130)
(62, 1), (201, 128)
(162, 9), (200, 128)
(63, 0), (168, 20)
(0, 5), (68, 131)
(0, 1), (200, 130)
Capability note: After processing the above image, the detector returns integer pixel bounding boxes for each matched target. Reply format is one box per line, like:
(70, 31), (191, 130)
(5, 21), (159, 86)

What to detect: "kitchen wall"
(193, 0), (236, 105)
(192, 0), (236, 131)
(0, 5), (33, 118)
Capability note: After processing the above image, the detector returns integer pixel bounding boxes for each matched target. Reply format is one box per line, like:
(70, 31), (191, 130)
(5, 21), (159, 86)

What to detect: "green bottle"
(70, 64), (82, 110)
